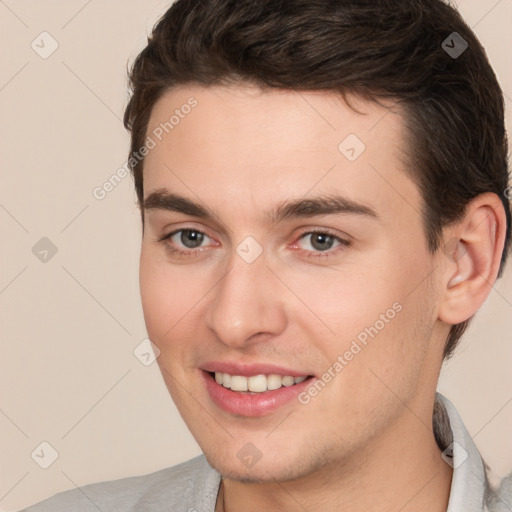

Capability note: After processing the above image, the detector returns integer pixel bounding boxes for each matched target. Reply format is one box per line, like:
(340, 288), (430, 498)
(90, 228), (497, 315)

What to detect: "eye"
(158, 227), (350, 260)
(294, 229), (350, 258)
(159, 228), (214, 256)
(299, 232), (339, 251)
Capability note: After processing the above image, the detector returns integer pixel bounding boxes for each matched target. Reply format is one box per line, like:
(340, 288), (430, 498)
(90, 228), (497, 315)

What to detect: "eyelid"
(294, 226), (349, 241)
(159, 227), (217, 252)
(158, 226), (211, 243)
(290, 227), (351, 253)
(157, 227), (216, 260)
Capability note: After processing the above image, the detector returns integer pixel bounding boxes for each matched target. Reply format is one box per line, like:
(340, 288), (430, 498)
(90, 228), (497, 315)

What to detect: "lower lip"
(201, 371), (314, 417)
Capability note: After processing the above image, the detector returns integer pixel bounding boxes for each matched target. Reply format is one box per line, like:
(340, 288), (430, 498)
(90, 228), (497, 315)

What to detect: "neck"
(216, 400), (453, 512)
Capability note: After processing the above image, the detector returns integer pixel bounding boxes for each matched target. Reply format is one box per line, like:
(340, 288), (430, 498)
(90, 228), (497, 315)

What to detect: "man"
(23, 0), (511, 511)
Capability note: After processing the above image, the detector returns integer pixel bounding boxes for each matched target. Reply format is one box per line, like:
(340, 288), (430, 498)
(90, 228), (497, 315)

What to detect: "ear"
(438, 193), (507, 325)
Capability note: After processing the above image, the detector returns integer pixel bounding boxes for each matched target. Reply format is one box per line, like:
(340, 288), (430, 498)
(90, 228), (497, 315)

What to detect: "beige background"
(1, 0), (511, 510)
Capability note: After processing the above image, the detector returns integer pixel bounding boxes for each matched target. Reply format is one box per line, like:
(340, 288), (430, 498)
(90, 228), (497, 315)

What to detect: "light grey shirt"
(21, 393), (512, 511)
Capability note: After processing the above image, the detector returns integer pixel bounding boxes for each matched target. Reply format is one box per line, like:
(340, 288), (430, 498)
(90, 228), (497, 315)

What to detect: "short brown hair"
(124, 0), (511, 359)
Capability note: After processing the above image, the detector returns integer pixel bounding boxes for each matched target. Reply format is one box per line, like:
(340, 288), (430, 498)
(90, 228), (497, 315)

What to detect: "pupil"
(311, 233), (333, 251)
(181, 230), (204, 248)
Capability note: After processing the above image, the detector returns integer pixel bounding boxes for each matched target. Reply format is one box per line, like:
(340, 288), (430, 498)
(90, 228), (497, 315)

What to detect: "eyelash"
(158, 228), (351, 260)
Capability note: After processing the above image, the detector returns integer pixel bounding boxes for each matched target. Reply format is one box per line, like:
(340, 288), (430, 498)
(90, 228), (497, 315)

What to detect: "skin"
(138, 84), (506, 511)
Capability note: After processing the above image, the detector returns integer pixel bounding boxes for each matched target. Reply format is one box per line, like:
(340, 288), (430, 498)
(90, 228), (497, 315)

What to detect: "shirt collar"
(436, 392), (490, 512)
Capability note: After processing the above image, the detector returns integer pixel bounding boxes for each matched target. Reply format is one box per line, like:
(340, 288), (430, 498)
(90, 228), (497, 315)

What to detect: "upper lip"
(201, 361), (312, 377)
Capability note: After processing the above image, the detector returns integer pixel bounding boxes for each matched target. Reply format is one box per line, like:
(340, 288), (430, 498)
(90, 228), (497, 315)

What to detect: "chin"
(207, 456), (303, 483)
(201, 441), (335, 484)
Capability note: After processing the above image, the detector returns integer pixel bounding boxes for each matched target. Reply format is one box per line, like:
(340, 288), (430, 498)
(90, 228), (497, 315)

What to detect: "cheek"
(280, 258), (398, 344)
(286, 250), (431, 374)
(139, 254), (170, 340)
(139, 248), (203, 349)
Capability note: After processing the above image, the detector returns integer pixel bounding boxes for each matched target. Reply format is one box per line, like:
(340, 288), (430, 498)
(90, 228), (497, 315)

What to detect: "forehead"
(145, 84), (402, 162)
(143, 84), (421, 227)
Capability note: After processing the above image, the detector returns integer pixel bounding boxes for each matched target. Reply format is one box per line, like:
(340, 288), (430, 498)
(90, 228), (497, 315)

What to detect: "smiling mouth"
(208, 371), (313, 393)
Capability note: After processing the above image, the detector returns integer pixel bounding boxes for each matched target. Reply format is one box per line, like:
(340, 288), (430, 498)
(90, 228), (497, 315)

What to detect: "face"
(139, 84), (446, 482)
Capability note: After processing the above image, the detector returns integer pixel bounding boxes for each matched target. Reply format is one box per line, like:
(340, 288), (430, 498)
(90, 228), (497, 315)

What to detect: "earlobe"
(438, 193), (507, 325)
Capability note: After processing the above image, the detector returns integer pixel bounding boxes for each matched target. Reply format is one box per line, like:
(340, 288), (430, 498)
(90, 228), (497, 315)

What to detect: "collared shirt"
(22, 393), (511, 511)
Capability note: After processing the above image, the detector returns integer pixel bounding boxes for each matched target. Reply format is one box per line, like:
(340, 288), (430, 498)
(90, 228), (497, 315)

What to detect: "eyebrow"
(143, 189), (378, 225)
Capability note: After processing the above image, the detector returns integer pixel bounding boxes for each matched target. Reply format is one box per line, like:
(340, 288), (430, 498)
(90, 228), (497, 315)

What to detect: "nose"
(205, 251), (287, 348)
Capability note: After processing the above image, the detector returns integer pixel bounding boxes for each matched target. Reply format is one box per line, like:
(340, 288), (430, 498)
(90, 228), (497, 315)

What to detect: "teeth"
(267, 374), (283, 390)
(213, 372), (308, 393)
(282, 376), (295, 387)
(248, 374), (267, 392)
(230, 375), (248, 392)
(223, 373), (232, 388)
